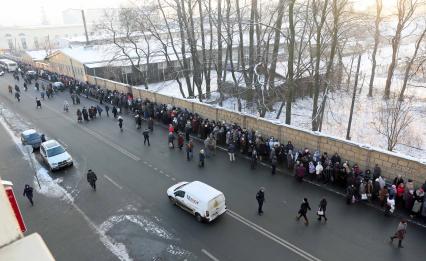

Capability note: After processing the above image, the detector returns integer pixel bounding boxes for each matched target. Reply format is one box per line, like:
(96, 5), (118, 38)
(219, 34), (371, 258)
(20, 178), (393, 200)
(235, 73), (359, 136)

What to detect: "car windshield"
(26, 133), (40, 140)
(47, 146), (66, 157)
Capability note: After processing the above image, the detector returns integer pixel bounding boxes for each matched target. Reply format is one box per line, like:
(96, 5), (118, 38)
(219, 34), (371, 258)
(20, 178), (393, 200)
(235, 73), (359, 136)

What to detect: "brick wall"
(86, 76), (426, 185)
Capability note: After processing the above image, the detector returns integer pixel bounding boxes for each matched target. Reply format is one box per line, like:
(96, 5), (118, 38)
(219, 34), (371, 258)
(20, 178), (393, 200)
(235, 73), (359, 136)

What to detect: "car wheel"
(168, 196), (176, 204)
(195, 213), (203, 223)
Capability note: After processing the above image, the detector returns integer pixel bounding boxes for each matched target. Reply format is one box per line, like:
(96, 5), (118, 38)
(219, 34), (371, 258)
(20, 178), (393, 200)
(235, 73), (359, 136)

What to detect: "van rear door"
(207, 194), (226, 220)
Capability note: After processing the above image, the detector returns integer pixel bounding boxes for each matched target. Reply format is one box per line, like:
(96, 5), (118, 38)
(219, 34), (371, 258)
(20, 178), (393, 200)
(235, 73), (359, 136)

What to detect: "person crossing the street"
(87, 169), (98, 191)
(296, 198), (311, 225)
(390, 219), (407, 248)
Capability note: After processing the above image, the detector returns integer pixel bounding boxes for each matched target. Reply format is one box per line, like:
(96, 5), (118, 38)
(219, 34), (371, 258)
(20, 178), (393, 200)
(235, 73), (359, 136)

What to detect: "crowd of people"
(13, 64), (426, 224)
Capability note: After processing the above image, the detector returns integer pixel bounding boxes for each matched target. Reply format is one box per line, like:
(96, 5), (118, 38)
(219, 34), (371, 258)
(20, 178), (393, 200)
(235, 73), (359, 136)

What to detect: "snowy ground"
(136, 45), (425, 160)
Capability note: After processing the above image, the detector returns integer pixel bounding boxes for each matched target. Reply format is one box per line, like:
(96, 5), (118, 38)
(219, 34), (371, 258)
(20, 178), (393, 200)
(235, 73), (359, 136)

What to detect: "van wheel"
(195, 213), (203, 223)
(168, 196), (175, 204)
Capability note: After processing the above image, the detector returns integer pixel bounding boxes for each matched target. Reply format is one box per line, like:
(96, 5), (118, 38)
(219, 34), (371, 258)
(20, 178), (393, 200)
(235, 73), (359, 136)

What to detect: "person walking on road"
(256, 187), (265, 215)
(390, 219), (407, 248)
(96, 105), (103, 117)
(199, 149), (205, 168)
(186, 140), (194, 161)
(87, 169), (98, 191)
(317, 198), (328, 222)
(251, 149), (258, 169)
(271, 155), (278, 175)
(228, 142), (236, 162)
(296, 198), (311, 225)
(23, 184), (34, 206)
(143, 128), (150, 146)
(15, 91), (21, 102)
(148, 117), (154, 132)
(112, 106), (118, 118)
(105, 104), (110, 117)
(118, 116), (124, 132)
(36, 97), (42, 109)
(168, 132), (175, 149)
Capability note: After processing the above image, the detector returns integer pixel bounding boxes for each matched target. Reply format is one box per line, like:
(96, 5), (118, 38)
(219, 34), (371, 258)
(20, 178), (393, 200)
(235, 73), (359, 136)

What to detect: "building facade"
(0, 24), (94, 51)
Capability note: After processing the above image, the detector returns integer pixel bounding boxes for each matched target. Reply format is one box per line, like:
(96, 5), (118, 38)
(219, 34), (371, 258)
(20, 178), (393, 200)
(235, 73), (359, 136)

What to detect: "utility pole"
(81, 10), (90, 45)
(346, 54), (362, 140)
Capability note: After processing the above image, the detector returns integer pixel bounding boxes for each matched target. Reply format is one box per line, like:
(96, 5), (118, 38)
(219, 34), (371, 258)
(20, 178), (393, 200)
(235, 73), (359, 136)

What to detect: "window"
(34, 37), (39, 49)
(7, 39), (13, 50)
(174, 191), (185, 198)
(47, 146), (65, 157)
(21, 38), (27, 49)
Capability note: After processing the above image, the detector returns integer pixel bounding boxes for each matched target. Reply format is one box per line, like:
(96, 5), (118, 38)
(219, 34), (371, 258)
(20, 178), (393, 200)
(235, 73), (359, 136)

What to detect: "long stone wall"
(86, 75), (426, 185)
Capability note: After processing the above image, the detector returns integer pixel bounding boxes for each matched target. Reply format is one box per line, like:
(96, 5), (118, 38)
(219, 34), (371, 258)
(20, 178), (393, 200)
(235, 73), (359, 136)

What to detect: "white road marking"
(153, 167), (158, 171)
(103, 175), (123, 190)
(148, 164), (152, 167)
(57, 138), (68, 147)
(165, 174), (170, 177)
(226, 209), (322, 261)
(171, 177), (176, 181)
(201, 249), (220, 261)
(159, 170), (164, 174)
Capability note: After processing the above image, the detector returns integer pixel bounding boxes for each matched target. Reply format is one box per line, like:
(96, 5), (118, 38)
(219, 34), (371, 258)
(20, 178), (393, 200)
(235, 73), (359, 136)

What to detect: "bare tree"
(368, 0), (383, 97)
(383, 0), (418, 99)
(398, 25), (426, 101)
(346, 54), (361, 140)
(374, 94), (415, 151)
(311, 0), (329, 131)
(284, 0), (296, 123)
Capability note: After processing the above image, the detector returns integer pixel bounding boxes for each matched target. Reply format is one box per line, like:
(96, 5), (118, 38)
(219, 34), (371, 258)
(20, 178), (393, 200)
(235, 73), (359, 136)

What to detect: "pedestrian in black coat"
(256, 187), (265, 215)
(112, 106), (118, 118)
(143, 128), (150, 146)
(317, 198), (328, 222)
(23, 184), (34, 206)
(199, 149), (205, 167)
(271, 155), (277, 175)
(87, 169), (97, 191)
(105, 105), (110, 117)
(148, 117), (154, 132)
(296, 198), (311, 225)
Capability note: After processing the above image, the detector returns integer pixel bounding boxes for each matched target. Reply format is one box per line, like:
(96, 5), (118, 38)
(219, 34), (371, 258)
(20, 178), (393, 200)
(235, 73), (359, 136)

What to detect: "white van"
(167, 181), (226, 222)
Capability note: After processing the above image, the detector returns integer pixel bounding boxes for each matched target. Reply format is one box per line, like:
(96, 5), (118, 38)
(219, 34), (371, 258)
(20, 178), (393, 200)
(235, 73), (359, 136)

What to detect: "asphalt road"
(1, 72), (425, 261)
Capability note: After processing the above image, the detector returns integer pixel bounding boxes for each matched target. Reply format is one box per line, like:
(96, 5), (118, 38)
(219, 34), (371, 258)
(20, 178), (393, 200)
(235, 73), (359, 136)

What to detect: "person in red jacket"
(177, 133), (184, 150)
(168, 124), (174, 133)
(396, 183), (405, 209)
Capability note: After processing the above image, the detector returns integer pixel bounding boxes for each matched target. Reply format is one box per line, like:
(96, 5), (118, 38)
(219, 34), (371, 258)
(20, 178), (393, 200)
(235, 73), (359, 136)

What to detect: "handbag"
(361, 193), (368, 200)
(317, 210), (324, 216)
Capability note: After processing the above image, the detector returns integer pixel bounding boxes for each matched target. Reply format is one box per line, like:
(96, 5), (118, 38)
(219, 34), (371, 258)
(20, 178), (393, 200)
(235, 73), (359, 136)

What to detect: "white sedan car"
(40, 140), (73, 171)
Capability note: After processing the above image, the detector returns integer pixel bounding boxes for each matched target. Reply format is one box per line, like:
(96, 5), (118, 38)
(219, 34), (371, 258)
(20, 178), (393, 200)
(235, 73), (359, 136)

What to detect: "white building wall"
(0, 24), (93, 51)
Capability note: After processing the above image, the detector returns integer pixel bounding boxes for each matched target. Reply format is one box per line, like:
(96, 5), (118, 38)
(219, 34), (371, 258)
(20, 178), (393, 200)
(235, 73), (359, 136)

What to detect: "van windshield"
(173, 183), (187, 191)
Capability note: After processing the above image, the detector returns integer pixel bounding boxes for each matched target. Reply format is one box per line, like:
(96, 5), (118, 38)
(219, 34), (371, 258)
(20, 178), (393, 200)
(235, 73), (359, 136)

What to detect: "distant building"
(0, 24), (94, 51)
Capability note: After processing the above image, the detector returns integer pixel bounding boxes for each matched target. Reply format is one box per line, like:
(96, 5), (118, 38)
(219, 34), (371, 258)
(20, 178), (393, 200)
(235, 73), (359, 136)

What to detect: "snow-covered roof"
(25, 50), (55, 61)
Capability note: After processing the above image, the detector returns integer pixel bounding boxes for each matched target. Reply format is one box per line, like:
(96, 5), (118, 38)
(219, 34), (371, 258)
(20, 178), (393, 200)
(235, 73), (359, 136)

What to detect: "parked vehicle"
(0, 70), (4, 76)
(20, 129), (42, 149)
(52, 82), (65, 92)
(167, 181), (226, 222)
(40, 140), (73, 171)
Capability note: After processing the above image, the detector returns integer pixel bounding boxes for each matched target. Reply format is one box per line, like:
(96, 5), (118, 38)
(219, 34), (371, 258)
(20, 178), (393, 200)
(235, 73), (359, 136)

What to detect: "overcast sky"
(0, 0), (394, 27)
